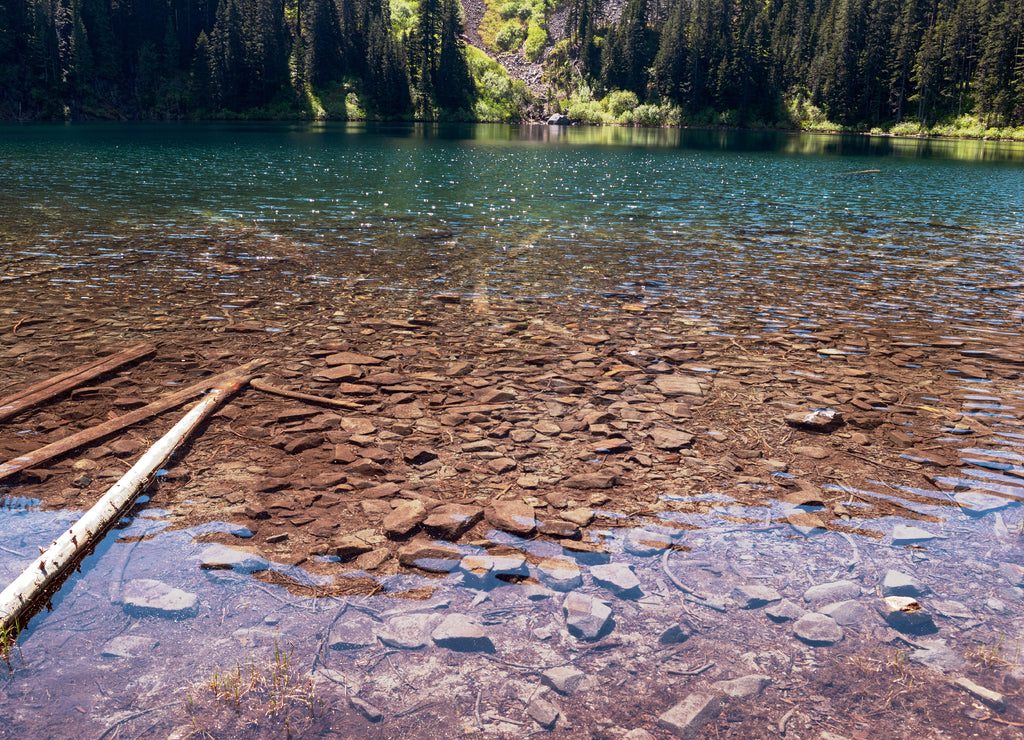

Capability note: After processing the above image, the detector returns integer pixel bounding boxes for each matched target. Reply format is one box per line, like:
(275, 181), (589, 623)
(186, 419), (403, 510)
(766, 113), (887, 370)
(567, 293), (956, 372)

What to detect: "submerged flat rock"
(119, 579), (198, 619)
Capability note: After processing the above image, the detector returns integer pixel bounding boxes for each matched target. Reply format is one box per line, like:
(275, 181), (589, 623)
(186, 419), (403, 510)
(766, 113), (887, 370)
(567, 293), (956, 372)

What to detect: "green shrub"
(495, 20), (526, 51)
(633, 103), (662, 126)
(498, 0), (531, 19)
(603, 89), (638, 118)
(524, 24), (548, 61)
(890, 121), (922, 136)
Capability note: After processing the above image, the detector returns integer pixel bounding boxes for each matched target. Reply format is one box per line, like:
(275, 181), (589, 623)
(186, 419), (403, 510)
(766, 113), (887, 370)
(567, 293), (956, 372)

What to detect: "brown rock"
(326, 351), (383, 366)
(423, 504), (484, 540)
(654, 375), (705, 397)
(485, 501), (538, 535)
(330, 535), (374, 559)
(488, 457), (517, 474)
(650, 428), (694, 450)
(383, 500), (427, 538)
(564, 472), (616, 489)
(398, 541), (462, 572)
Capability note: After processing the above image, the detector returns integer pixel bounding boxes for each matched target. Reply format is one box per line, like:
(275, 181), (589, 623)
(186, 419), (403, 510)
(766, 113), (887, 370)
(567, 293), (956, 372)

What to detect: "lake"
(1, 122), (1023, 738)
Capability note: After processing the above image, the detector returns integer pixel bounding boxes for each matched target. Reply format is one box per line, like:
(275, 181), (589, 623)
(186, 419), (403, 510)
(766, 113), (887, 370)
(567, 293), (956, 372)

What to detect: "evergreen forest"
(0, 0), (1021, 132)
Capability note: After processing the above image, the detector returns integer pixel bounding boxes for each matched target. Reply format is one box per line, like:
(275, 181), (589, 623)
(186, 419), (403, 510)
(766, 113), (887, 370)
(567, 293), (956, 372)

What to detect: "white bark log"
(0, 376), (247, 634)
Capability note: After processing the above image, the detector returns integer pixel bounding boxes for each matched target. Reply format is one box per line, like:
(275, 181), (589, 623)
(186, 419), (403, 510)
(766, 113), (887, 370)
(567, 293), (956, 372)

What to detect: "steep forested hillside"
(0, 0), (1021, 130)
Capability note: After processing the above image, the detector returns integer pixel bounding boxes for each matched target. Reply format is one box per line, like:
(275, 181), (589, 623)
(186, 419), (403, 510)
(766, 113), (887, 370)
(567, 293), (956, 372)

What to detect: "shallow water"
(1, 123), (1024, 738)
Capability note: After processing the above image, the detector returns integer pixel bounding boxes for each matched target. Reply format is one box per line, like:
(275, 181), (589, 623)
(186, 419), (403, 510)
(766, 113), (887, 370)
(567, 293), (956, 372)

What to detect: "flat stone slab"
(882, 569), (926, 598)
(654, 375), (705, 398)
(880, 596), (938, 635)
(422, 504), (483, 540)
(101, 635), (159, 659)
(329, 617), (376, 650)
(431, 613), (494, 652)
(542, 665), (586, 695)
(765, 599), (807, 623)
(485, 501), (538, 536)
(803, 579), (860, 603)
(657, 691), (724, 738)
(526, 697), (560, 728)
(377, 613), (437, 649)
(624, 529), (678, 556)
(198, 544), (270, 574)
(119, 579), (198, 619)
(563, 592), (613, 641)
(711, 674), (771, 699)
(397, 542), (462, 573)
(650, 428), (694, 450)
(819, 599), (877, 627)
(590, 562), (643, 598)
(536, 558), (583, 591)
(909, 639), (967, 672)
(891, 524), (941, 546)
(793, 613), (844, 645)
(383, 500), (428, 538)
(954, 489), (1012, 516)
(731, 584), (782, 609)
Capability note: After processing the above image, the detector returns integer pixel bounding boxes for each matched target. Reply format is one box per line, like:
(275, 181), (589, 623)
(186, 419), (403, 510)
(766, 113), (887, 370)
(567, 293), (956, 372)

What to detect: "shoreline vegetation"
(0, 0), (1021, 141)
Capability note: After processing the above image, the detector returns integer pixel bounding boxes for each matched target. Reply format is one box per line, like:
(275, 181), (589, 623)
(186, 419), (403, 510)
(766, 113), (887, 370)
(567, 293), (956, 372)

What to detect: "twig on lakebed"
(96, 701), (178, 740)
(661, 548), (698, 595)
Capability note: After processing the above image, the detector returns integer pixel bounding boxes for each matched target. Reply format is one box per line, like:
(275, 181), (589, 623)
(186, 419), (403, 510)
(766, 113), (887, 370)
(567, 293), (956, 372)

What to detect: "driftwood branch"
(250, 377), (361, 410)
(0, 358), (267, 483)
(0, 342), (157, 424)
(0, 373), (252, 635)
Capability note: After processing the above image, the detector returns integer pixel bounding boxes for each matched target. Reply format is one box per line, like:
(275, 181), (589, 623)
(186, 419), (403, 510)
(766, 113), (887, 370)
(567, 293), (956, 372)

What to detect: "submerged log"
(0, 374), (251, 635)
(0, 358), (267, 483)
(0, 342), (157, 424)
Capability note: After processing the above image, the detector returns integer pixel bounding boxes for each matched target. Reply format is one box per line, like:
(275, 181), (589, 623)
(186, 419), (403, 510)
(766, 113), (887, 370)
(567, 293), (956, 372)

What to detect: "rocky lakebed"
(1, 224), (1023, 739)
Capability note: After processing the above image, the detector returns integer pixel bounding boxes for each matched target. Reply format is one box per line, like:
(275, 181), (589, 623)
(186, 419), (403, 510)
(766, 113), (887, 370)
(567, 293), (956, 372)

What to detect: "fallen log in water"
(0, 342), (157, 424)
(0, 373), (251, 636)
(0, 358), (267, 483)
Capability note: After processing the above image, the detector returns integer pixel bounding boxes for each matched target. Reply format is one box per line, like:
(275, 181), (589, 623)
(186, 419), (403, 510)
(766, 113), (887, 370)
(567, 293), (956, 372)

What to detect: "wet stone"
(731, 584), (783, 609)
(460, 554), (529, 587)
(818, 599), (877, 627)
(954, 490), (1012, 516)
(536, 558), (583, 591)
(119, 579), (199, 619)
(624, 529), (678, 556)
(590, 562), (643, 598)
(803, 580), (860, 604)
(954, 677), (1005, 710)
(999, 562), (1024, 587)
(657, 691), (724, 739)
(101, 635), (159, 659)
(422, 504), (484, 540)
(485, 501), (538, 536)
(329, 617), (376, 650)
(882, 569), (926, 598)
(431, 613), (494, 652)
(881, 596), (938, 635)
(793, 613), (844, 645)
(542, 665), (586, 695)
(349, 697), (383, 723)
(711, 674), (771, 699)
(658, 622), (693, 644)
(562, 592), (614, 641)
(527, 697), (560, 729)
(198, 544), (270, 574)
(891, 524), (940, 546)
(397, 541), (462, 573)
(377, 613), (437, 649)
(910, 639), (967, 672)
